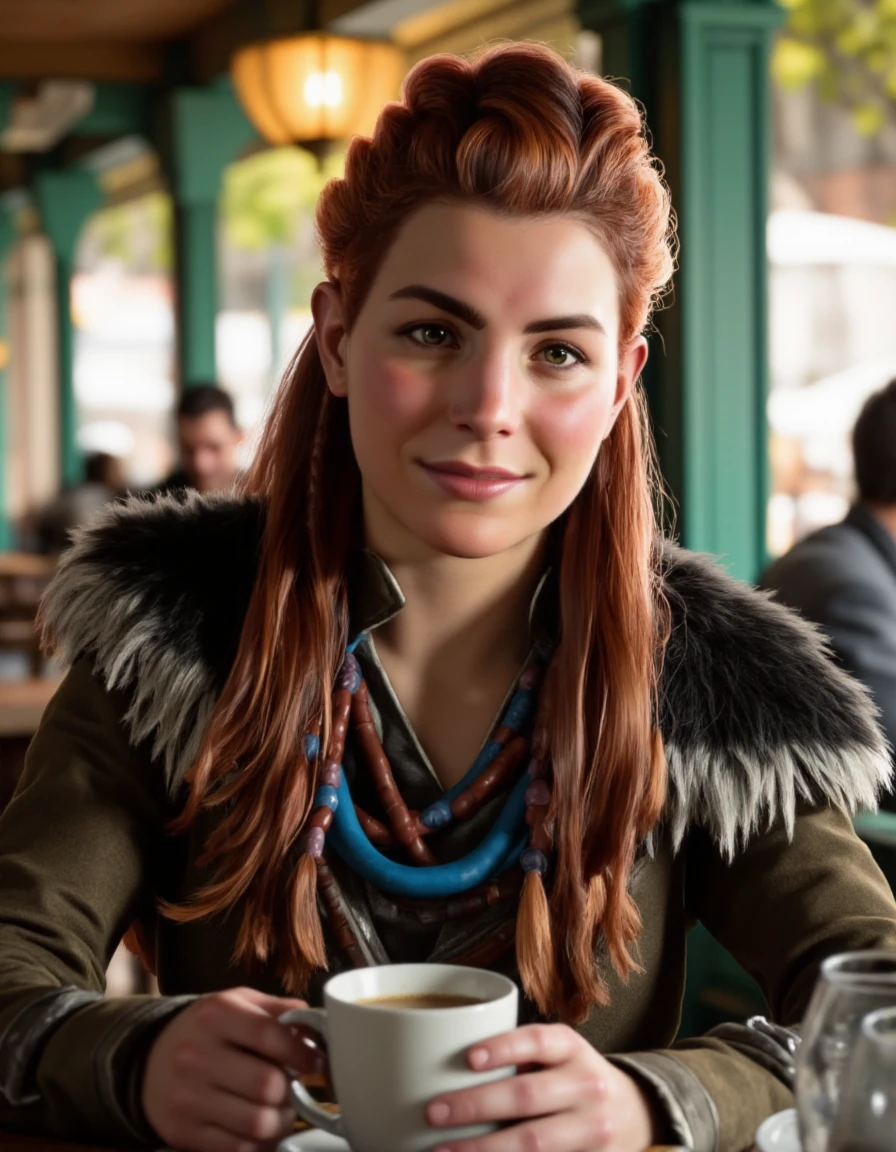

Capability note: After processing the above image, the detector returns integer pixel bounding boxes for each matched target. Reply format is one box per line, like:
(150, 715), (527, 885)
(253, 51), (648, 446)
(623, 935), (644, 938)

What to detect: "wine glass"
(828, 1005), (896, 1152)
(795, 951), (896, 1152)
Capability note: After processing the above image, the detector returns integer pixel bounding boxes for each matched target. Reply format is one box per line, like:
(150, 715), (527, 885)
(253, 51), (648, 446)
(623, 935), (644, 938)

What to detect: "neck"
(863, 501), (896, 541)
(372, 538), (548, 681)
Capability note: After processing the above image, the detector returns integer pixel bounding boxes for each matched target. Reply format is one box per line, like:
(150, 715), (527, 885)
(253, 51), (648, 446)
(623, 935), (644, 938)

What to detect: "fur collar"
(41, 492), (891, 859)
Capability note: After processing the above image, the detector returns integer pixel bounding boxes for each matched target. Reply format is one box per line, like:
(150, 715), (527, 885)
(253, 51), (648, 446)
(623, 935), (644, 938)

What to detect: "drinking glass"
(829, 1005), (896, 1152)
(795, 951), (896, 1152)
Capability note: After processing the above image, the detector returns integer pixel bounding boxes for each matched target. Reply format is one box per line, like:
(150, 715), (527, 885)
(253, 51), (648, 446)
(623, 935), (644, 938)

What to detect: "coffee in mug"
(280, 962), (519, 1152)
(357, 993), (484, 1010)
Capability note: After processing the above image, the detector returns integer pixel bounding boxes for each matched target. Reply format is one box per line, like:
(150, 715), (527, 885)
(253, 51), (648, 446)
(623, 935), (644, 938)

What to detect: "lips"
(418, 460), (527, 502)
(423, 461), (525, 481)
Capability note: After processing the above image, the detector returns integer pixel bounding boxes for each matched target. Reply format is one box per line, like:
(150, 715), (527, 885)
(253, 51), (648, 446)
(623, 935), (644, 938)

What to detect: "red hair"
(164, 43), (675, 1022)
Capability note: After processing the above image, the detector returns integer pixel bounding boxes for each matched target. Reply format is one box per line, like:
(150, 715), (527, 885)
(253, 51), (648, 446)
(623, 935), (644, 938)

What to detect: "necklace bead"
(520, 848), (549, 875)
(314, 785), (340, 811)
(525, 778), (551, 808)
(337, 652), (363, 692)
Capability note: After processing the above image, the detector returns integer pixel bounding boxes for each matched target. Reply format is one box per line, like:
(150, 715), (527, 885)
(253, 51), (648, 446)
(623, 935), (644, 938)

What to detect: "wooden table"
(0, 552), (56, 678)
(0, 676), (62, 738)
(0, 554), (56, 580)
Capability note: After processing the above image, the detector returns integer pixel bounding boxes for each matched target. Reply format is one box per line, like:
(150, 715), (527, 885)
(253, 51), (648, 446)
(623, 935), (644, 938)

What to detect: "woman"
(1, 42), (894, 1152)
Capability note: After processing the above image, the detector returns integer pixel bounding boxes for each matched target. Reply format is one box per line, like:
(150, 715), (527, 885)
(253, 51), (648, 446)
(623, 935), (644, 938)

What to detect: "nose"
(447, 349), (523, 440)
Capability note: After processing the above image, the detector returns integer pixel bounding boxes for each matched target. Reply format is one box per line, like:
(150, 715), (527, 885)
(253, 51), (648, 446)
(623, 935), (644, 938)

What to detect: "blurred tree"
(82, 192), (173, 273)
(773, 0), (896, 136)
(220, 146), (343, 251)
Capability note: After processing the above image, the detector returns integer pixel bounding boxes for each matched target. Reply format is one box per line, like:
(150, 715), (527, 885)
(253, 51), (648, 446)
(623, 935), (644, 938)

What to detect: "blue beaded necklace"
(298, 636), (553, 900)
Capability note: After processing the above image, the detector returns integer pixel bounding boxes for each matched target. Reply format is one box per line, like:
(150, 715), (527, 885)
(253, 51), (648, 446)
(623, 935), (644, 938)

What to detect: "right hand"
(142, 986), (324, 1152)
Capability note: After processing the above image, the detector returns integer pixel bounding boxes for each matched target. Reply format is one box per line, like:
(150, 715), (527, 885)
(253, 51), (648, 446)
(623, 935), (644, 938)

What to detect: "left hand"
(424, 1023), (660, 1152)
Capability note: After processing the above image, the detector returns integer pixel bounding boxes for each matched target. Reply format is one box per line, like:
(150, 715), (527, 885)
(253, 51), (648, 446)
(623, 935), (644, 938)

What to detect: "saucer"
(755, 1108), (801, 1152)
(280, 1130), (351, 1151)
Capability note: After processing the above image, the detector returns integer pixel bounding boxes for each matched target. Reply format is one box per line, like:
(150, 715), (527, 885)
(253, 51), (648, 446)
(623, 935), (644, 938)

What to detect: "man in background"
(37, 452), (125, 553)
(761, 379), (896, 808)
(154, 384), (244, 495)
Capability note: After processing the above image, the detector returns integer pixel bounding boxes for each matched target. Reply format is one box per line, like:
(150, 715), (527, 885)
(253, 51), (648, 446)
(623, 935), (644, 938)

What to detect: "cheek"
(348, 354), (437, 441)
(533, 387), (617, 472)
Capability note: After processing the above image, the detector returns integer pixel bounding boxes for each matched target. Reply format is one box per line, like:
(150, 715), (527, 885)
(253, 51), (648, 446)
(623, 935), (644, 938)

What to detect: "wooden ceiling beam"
(188, 0), (384, 83)
(0, 40), (165, 83)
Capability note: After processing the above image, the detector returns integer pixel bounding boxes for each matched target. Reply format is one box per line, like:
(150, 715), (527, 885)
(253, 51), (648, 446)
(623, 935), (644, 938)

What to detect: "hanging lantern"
(232, 34), (403, 160)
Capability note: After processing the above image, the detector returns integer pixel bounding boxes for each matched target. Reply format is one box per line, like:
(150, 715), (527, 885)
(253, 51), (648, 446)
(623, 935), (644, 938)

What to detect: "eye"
(401, 323), (457, 348)
(536, 343), (586, 369)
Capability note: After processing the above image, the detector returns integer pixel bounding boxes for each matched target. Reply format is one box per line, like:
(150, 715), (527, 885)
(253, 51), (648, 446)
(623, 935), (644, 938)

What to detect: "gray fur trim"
(40, 493), (893, 846)
(40, 491), (262, 798)
(665, 740), (887, 860)
(660, 543), (892, 857)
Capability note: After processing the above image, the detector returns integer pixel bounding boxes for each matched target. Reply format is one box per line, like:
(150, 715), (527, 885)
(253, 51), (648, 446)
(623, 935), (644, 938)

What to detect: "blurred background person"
(761, 379), (896, 809)
(35, 452), (125, 555)
(153, 384), (244, 496)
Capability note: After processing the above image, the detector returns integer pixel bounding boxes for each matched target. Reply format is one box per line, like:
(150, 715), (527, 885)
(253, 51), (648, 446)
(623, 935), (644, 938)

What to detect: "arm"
(0, 657), (195, 1144)
(816, 575), (896, 757)
(613, 804), (896, 1152)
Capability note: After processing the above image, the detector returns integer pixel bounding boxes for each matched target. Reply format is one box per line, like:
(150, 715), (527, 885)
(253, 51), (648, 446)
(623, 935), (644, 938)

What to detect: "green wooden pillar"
(0, 212), (14, 549)
(0, 87), (16, 547)
(33, 170), (103, 488)
(581, 0), (782, 581)
(168, 84), (257, 390)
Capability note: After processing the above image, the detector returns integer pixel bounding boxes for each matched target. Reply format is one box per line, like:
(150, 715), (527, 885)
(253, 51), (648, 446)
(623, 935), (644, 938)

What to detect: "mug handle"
(278, 1007), (346, 1139)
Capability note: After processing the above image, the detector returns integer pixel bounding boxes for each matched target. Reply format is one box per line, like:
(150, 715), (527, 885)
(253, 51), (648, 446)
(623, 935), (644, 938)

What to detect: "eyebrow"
(388, 284), (607, 337)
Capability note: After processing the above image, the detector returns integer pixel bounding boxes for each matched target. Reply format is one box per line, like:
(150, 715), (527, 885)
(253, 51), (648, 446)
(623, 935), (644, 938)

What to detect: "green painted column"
(168, 84), (258, 389)
(580, 0), (782, 581)
(0, 212), (14, 550)
(33, 170), (104, 488)
(0, 86), (16, 547)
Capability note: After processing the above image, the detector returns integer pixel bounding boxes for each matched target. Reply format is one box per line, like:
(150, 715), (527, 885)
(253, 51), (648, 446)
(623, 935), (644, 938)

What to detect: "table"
(0, 676), (62, 738)
(0, 1133), (691, 1150)
(0, 554), (56, 580)
(0, 553), (56, 678)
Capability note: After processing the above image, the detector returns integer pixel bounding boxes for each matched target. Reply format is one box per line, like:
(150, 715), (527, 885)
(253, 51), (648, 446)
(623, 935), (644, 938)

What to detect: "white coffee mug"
(279, 963), (519, 1152)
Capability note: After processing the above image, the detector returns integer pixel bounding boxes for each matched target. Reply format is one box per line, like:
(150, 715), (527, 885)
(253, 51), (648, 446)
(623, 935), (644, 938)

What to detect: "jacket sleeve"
(812, 574), (896, 764)
(611, 803), (896, 1152)
(762, 551), (896, 772)
(0, 658), (196, 1145)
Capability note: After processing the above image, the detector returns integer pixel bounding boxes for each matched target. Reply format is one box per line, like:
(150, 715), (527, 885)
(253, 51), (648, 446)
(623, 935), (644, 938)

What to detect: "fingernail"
(428, 1101), (451, 1125)
(468, 1047), (488, 1068)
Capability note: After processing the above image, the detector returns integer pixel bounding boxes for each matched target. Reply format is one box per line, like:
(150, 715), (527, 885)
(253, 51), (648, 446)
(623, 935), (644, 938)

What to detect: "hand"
(424, 1023), (660, 1152)
(142, 986), (323, 1152)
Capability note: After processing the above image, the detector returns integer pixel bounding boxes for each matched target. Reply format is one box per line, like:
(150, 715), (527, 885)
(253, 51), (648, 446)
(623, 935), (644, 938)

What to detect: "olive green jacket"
(0, 493), (894, 1152)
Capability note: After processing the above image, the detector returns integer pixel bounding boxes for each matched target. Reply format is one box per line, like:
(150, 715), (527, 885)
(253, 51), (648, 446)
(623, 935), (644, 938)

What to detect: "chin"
(410, 514), (534, 560)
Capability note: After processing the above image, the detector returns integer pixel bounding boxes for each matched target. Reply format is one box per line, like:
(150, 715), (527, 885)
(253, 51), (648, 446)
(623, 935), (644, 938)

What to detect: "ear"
(311, 281), (350, 398)
(608, 335), (649, 426)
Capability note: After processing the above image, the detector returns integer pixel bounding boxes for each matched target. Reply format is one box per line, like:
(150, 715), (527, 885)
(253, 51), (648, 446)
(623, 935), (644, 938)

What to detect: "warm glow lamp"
(232, 34), (403, 160)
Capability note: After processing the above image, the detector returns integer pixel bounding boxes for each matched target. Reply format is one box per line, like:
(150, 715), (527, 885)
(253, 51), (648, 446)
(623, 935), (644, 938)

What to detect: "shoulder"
(762, 521), (887, 592)
(40, 492), (264, 793)
(658, 542), (891, 857)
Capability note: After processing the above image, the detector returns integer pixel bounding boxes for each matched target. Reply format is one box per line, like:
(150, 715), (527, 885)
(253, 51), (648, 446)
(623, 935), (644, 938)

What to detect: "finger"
(195, 996), (322, 1072)
(182, 1045), (291, 1107)
(465, 1024), (584, 1072)
(194, 1089), (295, 1144)
(184, 1123), (267, 1152)
(232, 986), (308, 1017)
(427, 1065), (606, 1128)
(432, 1109), (612, 1152)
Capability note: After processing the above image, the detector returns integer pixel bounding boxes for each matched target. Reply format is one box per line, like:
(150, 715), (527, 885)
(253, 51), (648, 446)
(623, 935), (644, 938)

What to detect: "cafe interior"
(1, 0), (896, 1150)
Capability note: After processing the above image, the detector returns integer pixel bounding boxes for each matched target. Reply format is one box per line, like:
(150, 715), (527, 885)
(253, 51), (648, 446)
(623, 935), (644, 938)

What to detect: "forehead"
(369, 202), (620, 330)
(178, 411), (234, 442)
